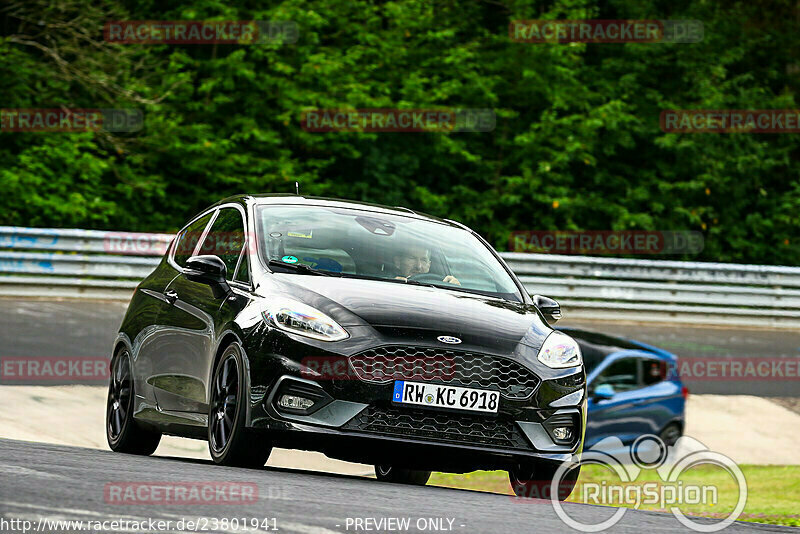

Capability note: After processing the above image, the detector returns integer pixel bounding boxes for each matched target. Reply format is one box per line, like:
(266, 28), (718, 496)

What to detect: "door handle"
(164, 289), (178, 304)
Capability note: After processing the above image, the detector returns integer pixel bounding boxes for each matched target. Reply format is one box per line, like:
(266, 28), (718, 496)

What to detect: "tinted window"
(234, 246), (250, 284)
(173, 212), (214, 268)
(256, 205), (522, 301)
(595, 358), (639, 392)
(198, 208), (245, 280)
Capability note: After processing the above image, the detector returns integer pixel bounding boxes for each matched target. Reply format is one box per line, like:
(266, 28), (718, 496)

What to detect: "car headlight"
(537, 331), (582, 368)
(262, 298), (349, 342)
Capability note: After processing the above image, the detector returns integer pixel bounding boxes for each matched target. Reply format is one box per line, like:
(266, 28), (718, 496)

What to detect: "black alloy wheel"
(208, 343), (272, 467)
(106, 348), (161, 454)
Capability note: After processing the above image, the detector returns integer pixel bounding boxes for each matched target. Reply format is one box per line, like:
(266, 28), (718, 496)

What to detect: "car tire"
(208, 343), (272, 468)
(509, 461), (580, 500)
(374, 465), (431, 485)
(659, 423), (682, 447)
(106, 348), (161, 455)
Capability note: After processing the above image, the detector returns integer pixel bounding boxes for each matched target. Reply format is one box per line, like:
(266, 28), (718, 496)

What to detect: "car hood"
(259, 274), (552, 352)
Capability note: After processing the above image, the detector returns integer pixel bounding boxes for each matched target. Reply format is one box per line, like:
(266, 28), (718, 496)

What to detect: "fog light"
(278, 395), (315, 410)
(552, 426), (573, 441)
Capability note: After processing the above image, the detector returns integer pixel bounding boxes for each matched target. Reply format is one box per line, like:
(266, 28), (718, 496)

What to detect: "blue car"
(557, 328), (688, 448)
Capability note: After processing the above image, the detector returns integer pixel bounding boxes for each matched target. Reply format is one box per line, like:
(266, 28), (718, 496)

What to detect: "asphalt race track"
(0, 439), (791, 534)
(1, 298), (798, 395)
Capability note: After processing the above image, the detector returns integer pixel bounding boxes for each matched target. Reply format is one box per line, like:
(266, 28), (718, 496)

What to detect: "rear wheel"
(106, 348), (161, 455)
(374, 465), (431, 485)
(509, 461), (580, 500)
(208, 343), (272, 467)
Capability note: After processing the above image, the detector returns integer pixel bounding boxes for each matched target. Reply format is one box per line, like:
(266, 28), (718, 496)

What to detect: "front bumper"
(244, 327), (586, 470)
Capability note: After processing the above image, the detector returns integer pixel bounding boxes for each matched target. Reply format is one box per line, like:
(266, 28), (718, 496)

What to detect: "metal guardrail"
(503, 253), (800, 328)
(2, 226), (799, 329)
(0, 226), (170, 300)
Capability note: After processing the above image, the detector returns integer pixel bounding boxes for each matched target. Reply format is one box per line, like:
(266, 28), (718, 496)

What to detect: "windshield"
(256, 204), (523, 302)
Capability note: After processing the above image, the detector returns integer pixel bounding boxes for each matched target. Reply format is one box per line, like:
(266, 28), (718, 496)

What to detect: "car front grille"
(343, 405), (531, 450)
(348, 346), (539, 400)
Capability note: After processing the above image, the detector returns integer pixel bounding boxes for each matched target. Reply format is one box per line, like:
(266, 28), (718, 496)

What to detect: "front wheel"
(106, 348), (161, 455)
(509, 461), (580, 500)
(374, 465), (431, 485)
(660, 423), (682, 447)
(208, 343), (272, 468)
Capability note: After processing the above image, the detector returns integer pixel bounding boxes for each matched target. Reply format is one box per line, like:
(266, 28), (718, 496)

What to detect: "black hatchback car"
(107, 195), (586, 497)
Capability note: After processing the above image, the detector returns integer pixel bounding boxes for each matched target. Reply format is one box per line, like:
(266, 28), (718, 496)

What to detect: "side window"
(595, 358), (639, 392)
(234, 246), (250, 284)
(173, 212), (214, 268)
(642, 359), (668, 386)
(198, 208), (245, 280)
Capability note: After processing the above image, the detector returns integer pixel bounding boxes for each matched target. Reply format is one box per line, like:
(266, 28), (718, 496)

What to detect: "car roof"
(211, 194), (457, 227)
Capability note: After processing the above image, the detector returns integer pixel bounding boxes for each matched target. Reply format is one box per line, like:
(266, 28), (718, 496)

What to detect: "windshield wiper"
(399, 278), (441, 289)
(267, 260), (340, 277)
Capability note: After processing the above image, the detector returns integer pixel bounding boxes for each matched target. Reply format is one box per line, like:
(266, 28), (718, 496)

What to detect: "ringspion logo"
(544, 435), (747, 532)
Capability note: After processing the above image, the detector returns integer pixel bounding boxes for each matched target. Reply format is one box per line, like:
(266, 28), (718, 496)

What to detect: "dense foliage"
(1, 0), (798, 264)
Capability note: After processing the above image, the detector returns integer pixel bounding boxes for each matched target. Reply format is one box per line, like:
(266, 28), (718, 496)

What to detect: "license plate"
(392, 381), (500, 413)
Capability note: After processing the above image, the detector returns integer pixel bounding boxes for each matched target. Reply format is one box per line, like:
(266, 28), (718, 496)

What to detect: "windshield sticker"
(281, 255), (298, 264)
(287, 230), (313, 239)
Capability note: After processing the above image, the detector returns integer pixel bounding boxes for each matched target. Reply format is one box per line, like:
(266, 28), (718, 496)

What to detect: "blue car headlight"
(262, 298), (349, 342)
(537, 331), (582, 368)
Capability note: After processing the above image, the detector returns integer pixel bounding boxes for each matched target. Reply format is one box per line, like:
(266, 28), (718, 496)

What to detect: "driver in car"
(392, 244), (460, 285)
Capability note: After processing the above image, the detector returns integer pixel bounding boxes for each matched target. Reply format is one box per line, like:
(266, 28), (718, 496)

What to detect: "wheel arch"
(112, 333), (133, 358)
(660, 417), (685, 435)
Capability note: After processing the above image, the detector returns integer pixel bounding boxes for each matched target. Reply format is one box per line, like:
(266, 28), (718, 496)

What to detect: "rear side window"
(198, 208), (245, 280)
(642, 359), (668, 386)
(173, 212), (214, 268)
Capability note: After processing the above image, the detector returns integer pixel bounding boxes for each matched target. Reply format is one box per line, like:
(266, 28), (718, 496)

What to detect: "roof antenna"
(295, 181), (300, 195)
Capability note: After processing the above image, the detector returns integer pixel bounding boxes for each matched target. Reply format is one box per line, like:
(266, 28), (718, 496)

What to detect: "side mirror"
(591, 384), (615, 402)
(533, 294), (562, 323)
(185, 255), (231, 297)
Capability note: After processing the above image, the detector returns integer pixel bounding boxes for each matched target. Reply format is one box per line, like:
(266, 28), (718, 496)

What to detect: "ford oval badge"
(437, 335), (462, 344)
